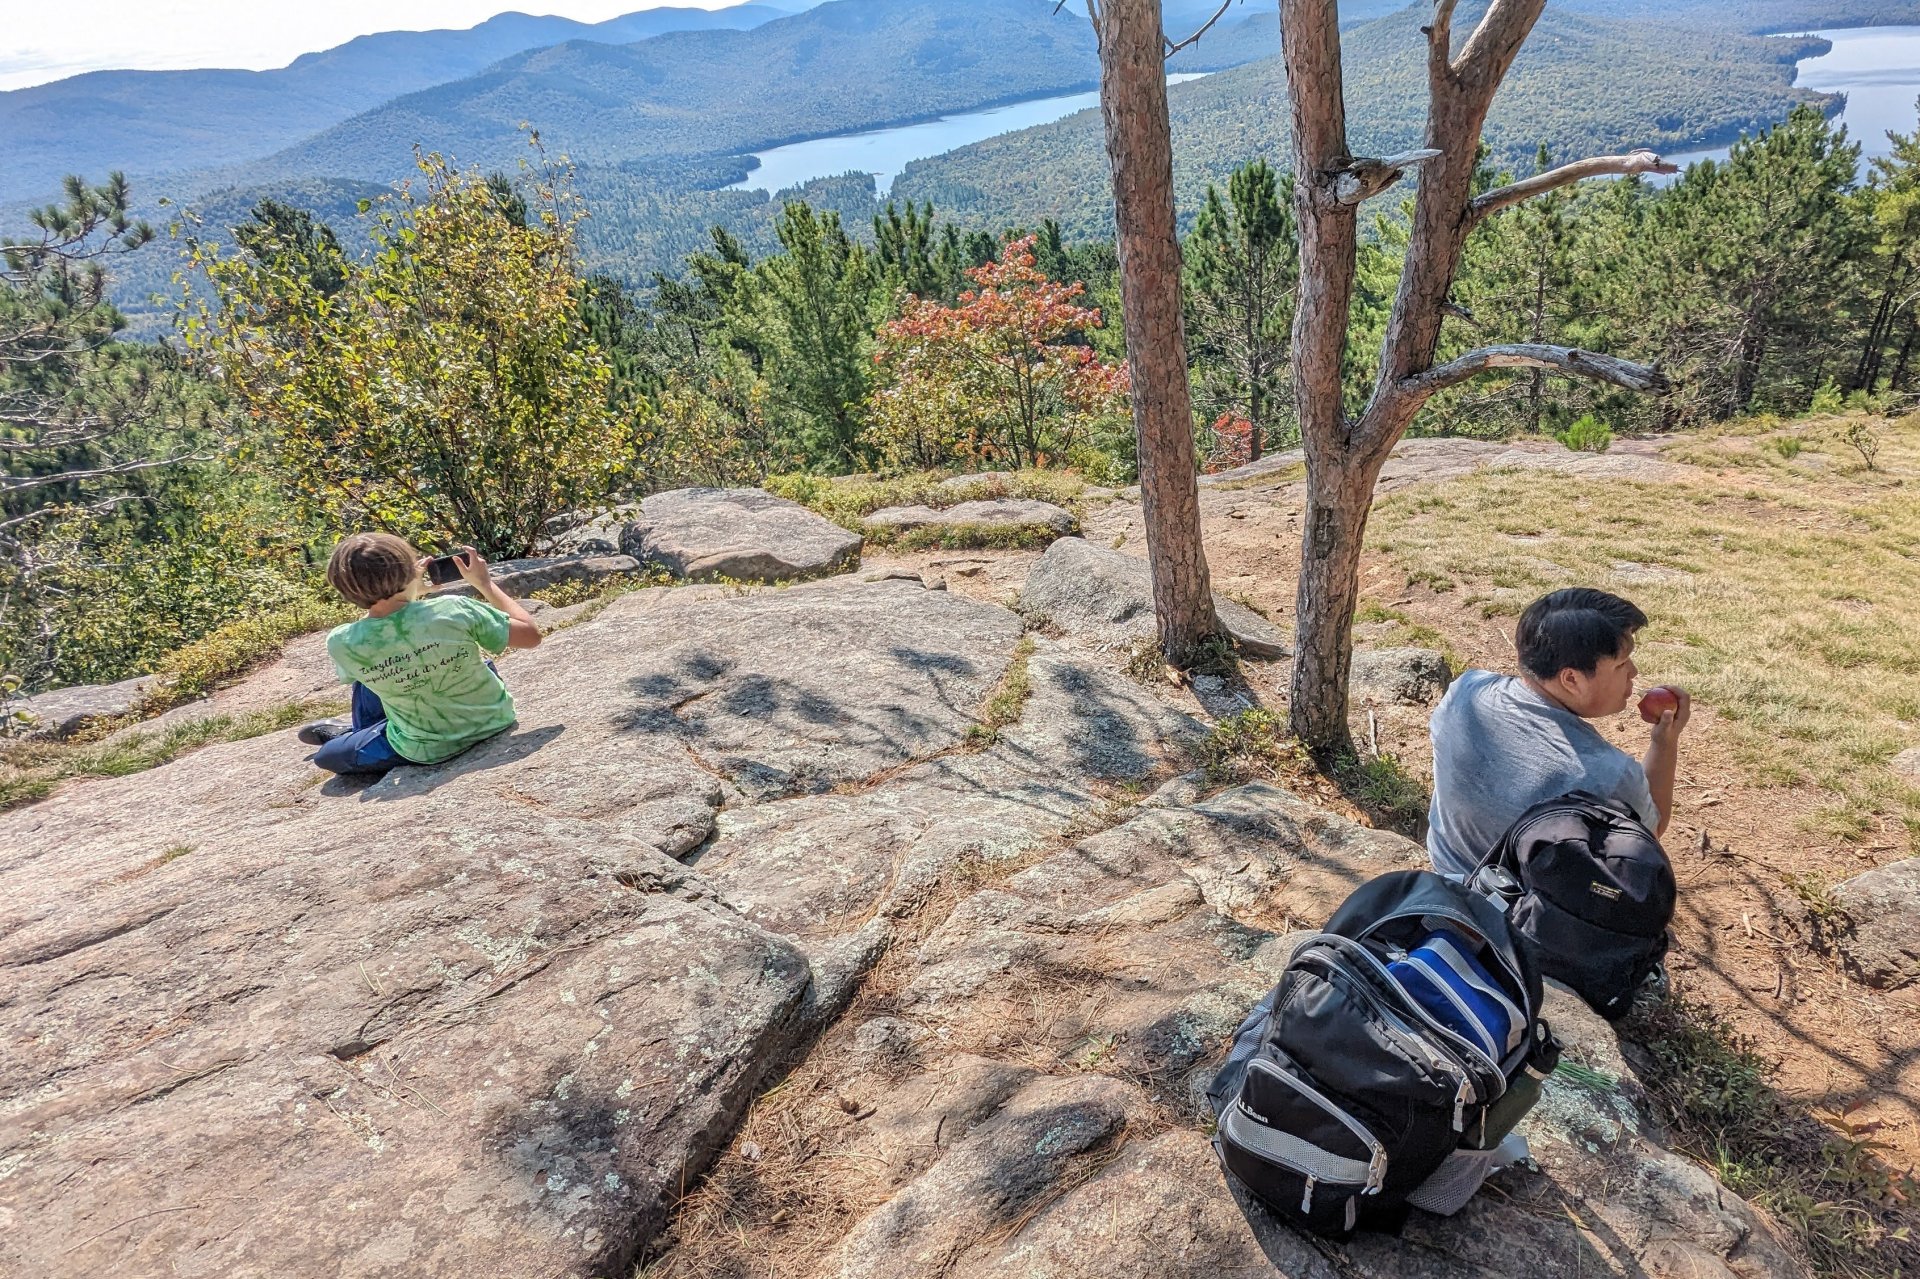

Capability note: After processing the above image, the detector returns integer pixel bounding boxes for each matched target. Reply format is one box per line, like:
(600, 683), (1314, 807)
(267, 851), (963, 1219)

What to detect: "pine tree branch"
(1469, 150), (1678, 224)
(1398, 343), (1667, 399)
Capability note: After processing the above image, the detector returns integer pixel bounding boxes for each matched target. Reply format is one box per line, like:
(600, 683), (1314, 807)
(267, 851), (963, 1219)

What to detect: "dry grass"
(1637, 985), (1920, 1279)
(0, 697), (344, 812)
(1368, 411), (1920, 844)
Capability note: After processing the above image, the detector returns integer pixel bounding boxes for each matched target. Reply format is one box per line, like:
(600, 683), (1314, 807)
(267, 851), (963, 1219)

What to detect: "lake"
(727, 73), (1211, 198)
(1662, 26), (1920, 173)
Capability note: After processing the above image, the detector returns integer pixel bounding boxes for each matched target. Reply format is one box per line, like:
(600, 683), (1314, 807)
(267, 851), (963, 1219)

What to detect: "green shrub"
(1554, 414), (1614, 454)
(1767, 435), (1804, 460)
(134, 595), (359, 716)
(1809, 379), (1845, 415)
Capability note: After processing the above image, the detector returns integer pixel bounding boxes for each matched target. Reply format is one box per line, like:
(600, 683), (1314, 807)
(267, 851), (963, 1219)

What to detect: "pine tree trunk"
(1095, 0), (1219, 661)
(1290, 453), (1389, 753)
(1892, 322), (1918, 390)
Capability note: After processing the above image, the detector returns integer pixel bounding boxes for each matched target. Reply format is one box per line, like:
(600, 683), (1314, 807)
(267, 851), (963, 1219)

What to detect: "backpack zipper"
(1246, 1058), (1389, 1194)
(1311, 935), (1503, 1102)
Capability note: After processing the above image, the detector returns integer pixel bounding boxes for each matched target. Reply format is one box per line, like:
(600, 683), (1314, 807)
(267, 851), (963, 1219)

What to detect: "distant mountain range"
(249, 0), (1105, 184)
(12, 0), (1920, 338)
(0, 4), (789, 196)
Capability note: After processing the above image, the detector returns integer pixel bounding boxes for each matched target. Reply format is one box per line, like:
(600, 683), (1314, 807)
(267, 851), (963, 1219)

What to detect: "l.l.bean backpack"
(1471, 791), (1676, 1021)
(1208, 870), (1560, 1237)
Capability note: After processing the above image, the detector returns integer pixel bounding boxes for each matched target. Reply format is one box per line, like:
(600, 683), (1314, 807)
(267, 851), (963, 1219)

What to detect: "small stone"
(1890, 747), (1920, 780)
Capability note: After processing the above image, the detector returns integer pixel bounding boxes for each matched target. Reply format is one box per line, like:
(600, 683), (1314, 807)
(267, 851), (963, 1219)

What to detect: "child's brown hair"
(327, 533), (420, 608)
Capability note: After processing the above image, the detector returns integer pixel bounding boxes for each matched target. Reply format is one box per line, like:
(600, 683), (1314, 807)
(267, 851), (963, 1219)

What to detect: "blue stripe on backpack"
(1386, 928), (1525, 1063)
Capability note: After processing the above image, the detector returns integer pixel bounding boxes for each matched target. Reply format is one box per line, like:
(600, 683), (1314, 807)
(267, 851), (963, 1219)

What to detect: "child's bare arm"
(453, 549), (543, 649)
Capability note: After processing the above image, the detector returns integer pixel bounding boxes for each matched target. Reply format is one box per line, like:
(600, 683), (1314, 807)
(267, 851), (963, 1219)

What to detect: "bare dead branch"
(1333, 149), (1443, 205)
(1399, 343), (1667, 400)
(0, 454), (203, 497)
(1469, 150), (1678, 224)
(1426, 0), (1461, 89)
(1165, 0), (1237, 58)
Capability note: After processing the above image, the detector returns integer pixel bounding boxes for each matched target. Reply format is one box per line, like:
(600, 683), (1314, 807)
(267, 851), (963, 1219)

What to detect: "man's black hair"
(1515, 588), (1648, 679)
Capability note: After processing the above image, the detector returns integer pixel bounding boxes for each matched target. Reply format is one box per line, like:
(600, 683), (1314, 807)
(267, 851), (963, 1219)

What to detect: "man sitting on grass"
(297, 533), (541, 776)
(1426, 587), (1689, 878)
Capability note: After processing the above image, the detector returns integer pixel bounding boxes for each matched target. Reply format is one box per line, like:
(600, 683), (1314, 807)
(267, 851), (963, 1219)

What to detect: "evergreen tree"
(744, 203), (878, 467)
(1185, 160), (1297, 458)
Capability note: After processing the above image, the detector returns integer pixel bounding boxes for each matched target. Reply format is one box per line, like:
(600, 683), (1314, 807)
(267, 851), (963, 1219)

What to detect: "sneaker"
(296, 719), (351, 747)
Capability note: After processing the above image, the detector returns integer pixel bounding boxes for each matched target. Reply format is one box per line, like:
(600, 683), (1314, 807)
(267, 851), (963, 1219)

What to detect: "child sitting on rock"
(1426, 586), (1689, 877)
(297, 533), (541, 775)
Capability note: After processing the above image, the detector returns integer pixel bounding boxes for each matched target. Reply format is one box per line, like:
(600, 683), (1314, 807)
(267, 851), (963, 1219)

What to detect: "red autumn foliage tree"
(1205, 412), (1256, 472)
(869, 235), (1129, 469)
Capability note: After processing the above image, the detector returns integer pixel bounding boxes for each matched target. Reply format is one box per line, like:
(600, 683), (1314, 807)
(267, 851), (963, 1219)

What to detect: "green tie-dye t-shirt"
(326, 595), (516, 764)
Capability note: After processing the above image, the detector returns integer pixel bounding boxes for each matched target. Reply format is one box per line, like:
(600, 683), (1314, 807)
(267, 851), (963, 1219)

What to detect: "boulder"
(1828, 858), (1920, 989)
(620, 487), (862, 582)
(863, 498), (1078, 541)
(1891, 747), (1920, 780)
(1017, 536), (1291, 659)
(433, 553), (642, 600)
(12, 674), (152, 740)
(1351, 646), (1454, 706)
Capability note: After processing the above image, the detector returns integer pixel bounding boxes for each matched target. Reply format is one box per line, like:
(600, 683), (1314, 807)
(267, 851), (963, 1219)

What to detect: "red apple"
(1638, 686), (1680, 724)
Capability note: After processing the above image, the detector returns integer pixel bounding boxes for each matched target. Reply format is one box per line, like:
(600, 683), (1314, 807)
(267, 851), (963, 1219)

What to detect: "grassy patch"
(1353, 600), (1461, 669)
(967, 636), (1036, 746)
(1193, 708), (1308, 785)
(131, 596), (359, 718)
(1636, 989), (1920, 1278)
(766, 468), (1084, 530)
(0, 697), (342, 813)
(1337, 750), (1430, 835)
(1368, 410), (1920, 844)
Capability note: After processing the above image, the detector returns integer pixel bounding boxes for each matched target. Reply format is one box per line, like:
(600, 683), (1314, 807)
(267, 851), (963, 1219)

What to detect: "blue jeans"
(311, 661), (502, 776)
(311, 681), (404, 775)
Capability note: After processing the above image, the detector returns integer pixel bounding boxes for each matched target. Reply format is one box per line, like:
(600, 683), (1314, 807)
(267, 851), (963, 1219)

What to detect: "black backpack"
(1473, 791), (1675, 1021)
(1208, 871), (1559, 1237)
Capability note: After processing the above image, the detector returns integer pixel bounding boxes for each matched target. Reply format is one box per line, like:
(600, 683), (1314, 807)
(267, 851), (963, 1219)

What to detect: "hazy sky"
(1, 1), (740, 91)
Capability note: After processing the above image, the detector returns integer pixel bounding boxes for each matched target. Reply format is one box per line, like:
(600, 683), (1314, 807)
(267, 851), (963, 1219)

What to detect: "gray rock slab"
(694, 639), (1203, 939)
(621, 487), (862, 582)
(829, 1073), (1142, 1279)
(1830, 858), (1920, 989)
(13, 673), (152, 739)
(0, 575), (1070, 1278)
(863, 498), (1078, 538)
(1351, 646), (1454, 706)
(1017, 537), (1291, 659)
(1890, 747), (1920, 780)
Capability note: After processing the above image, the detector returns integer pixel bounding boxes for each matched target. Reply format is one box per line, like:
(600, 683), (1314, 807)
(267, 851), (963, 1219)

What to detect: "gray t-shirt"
(1426, 668), (1657, 878)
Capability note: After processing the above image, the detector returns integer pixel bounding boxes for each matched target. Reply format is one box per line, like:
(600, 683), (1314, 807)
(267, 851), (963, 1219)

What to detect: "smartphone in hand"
(425, 552), (466, 587)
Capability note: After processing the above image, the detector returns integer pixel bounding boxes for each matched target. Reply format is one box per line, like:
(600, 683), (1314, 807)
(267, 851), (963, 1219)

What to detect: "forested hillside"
(252, 0), (1106, 184)
(0, 5), (787, 198)
(894, 7), (1841, 239)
